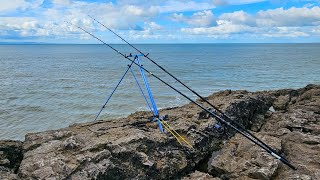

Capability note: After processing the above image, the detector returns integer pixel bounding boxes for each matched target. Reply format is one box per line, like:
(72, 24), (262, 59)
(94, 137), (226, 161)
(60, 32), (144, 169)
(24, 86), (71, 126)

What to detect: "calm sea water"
(1, 44), (319, 140)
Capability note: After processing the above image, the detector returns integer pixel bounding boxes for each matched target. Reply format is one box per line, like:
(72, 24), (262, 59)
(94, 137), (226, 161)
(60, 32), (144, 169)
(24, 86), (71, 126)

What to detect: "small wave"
(16, 105), (46, 112)
(63, 86), (73, 89)
(8, 96), (19, 101)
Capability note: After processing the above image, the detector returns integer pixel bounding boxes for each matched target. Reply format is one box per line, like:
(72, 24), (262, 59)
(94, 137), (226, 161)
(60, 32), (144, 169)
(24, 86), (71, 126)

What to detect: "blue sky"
(1, 0), (320, 43)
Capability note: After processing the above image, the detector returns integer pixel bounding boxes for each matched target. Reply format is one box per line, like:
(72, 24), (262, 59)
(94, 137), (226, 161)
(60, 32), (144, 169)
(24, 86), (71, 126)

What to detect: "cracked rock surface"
(0, 84), (319, 179)
(206, 84), (320, 179)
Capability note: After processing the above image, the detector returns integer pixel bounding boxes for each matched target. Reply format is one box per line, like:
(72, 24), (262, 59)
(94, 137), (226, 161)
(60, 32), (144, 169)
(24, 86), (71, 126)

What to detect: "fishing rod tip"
(283, 160), (297, 170)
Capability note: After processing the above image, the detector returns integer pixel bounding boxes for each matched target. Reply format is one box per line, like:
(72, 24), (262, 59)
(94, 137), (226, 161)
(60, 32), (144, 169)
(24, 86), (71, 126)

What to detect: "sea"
(1, 44), (319, 140)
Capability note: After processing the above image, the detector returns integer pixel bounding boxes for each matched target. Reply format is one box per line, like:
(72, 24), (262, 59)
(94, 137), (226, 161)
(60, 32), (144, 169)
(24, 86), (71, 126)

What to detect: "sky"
(1, 0), (320, 43)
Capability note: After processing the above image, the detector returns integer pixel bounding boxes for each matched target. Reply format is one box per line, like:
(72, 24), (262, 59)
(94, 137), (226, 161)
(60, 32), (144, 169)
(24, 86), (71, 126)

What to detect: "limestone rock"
(182, 171), (220, 180)
(207, 84), (320, 179)
(0, 84), (319, 179)
(273, 95), (290, 110)
(208, 134), (281, 180)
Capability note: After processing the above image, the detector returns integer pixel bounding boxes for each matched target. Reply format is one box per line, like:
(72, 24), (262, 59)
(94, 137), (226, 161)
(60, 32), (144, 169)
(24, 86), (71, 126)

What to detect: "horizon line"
(1, 42), (320, 45)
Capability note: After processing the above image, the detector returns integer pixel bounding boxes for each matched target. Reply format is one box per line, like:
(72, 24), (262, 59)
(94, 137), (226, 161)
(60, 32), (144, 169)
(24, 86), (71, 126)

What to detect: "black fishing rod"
(94, 61), (135, 121)
(66, 21), (296, 170)
(88, 15), (295, 169)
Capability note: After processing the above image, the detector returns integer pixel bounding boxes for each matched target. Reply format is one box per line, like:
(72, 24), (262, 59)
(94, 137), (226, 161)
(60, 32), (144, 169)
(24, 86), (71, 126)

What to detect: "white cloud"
(212, 0), (268, 6)
(304, 3), (315, 8)
(148, 22), (162, 30)
(0, 0), (29, 12)
(157, 1), (215, 13)
(220, 11), (254, 25)
(262, 27), (310, 37)
(128, 29), (161, 40)
(256, 7), (320, 27)
(172, 13), (184, 22)
(31, 0), (44, 8)
(0, 14), (90, 41)
(182, 24), (312, 38)
(130, 22), (162, 38)
(182, 21), (253, 35)
(188, 10), (217, 27)
(0, 0), (44, 13)
(0, 0), (167, 42)
(227, 0), (267, 5)
(311, 25), (320, 33)
(58, 2), (160, 30)
(123, 5), (158, 17)
(181, 6), (320, 39)
(1, 0), (320, 42)
(110, 0), (216, 13)
(52, 0), (71, 6)
(219, 7), (320, 27)
(172, 10), (217, 27)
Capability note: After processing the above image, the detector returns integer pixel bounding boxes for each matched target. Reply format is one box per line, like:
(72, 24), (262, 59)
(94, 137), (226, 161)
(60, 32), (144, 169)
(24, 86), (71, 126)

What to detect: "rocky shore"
(1, 84), (319, 180)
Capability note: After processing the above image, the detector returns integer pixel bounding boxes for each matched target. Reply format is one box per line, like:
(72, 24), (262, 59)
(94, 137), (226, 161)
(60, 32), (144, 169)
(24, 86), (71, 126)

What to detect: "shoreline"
(1, 84), (319, 179)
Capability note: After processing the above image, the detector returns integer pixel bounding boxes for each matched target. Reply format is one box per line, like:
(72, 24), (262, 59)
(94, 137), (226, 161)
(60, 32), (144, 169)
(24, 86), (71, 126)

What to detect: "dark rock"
(0, 140), (23, 180)
(0, 140), (23, 170)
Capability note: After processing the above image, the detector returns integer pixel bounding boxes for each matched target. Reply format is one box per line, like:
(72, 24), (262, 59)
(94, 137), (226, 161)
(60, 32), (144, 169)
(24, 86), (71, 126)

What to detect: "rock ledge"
(0, 84), (319, 179)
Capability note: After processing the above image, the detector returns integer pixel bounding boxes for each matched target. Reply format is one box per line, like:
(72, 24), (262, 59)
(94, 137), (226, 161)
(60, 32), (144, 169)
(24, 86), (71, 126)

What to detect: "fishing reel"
(213, 123), (225, 135)
(148, 114), (169, 133)
(148, 114), (169, 122)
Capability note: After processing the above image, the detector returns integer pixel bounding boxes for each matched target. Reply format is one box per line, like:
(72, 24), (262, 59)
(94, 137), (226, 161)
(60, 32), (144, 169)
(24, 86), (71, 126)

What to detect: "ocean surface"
(1, 44), (319, 140)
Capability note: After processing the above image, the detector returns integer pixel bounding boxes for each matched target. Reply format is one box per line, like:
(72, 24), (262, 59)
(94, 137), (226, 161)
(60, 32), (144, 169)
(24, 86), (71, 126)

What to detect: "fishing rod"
(88, 15), (294, 168)
(66, 21), (296, 170)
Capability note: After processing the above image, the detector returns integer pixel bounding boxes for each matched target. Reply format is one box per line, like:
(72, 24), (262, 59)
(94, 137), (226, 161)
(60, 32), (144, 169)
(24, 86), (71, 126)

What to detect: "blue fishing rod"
(134, 54), (165, 133)
(66, 21), (296, 170)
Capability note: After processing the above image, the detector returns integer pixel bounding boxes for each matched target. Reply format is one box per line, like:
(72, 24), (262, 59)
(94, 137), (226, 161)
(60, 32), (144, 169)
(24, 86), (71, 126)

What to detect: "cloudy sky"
(1, 0), (320, 43)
